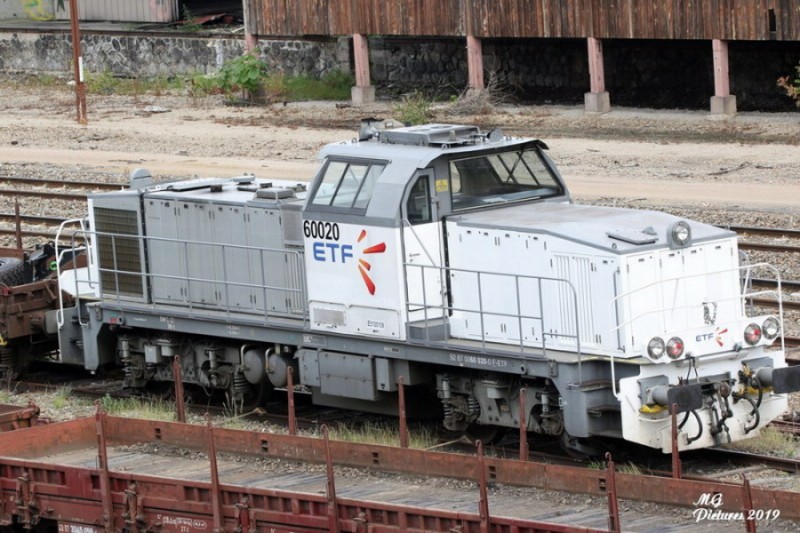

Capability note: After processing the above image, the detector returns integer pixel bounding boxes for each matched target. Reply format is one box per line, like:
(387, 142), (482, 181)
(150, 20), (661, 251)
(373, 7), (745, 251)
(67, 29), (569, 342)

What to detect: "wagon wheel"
(0, 345), (30, 381)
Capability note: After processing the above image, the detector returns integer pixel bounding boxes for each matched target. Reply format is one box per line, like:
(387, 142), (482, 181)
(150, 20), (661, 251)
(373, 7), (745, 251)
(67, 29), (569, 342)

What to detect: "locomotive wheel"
(0, 257), (30, 287)
(463, 423), (502, 445)
(226, 379), (273, 414)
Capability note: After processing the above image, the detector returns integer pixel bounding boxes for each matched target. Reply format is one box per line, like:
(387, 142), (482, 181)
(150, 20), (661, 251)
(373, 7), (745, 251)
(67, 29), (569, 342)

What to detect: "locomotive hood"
(448, 202), (734, 254)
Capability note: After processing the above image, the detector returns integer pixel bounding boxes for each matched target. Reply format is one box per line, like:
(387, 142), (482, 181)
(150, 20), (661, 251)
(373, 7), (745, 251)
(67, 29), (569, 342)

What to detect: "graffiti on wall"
(22, 0), (55, 21)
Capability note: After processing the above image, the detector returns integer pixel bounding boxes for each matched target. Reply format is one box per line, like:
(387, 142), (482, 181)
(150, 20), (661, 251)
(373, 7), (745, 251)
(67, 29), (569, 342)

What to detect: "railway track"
(0, 175), (126, 191)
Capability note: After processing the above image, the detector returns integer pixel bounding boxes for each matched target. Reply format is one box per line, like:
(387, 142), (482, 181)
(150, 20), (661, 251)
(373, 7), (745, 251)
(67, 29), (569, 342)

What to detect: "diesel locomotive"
(40, 122), (800, 453)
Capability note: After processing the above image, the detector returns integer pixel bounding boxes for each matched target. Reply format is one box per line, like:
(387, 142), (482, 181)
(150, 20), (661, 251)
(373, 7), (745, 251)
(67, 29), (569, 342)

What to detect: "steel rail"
(725, 225), (800, 239)
(702, 448), (800, 474)
(0, 188), (89, 201)
(739, 241), (800, 254)
(0, 175), (125, 191)
(0, 213), (71, 226)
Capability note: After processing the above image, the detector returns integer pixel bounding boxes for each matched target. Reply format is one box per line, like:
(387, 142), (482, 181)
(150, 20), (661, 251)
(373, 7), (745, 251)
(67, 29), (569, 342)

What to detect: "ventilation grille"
(313, 307), (345, 326)
(93, 207), (145, 298)
(553, 255), (595, 345)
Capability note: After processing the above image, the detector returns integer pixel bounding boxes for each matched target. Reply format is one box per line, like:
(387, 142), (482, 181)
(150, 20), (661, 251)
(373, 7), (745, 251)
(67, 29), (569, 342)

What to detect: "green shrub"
(393, 90), (434, 125)
(217, 51), (269, 99)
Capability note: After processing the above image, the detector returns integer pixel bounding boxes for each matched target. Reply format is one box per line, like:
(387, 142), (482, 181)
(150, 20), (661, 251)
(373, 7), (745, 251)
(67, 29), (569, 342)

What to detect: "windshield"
(449, 148), (563, 211)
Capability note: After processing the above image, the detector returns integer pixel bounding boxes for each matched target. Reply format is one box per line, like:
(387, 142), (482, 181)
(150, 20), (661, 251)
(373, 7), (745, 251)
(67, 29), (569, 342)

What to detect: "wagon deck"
(4, 413), (786, 532)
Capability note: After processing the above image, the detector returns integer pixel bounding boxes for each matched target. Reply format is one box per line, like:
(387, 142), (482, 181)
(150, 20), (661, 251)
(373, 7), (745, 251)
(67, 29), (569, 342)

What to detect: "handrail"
(55, 218), (95, 329)
(607, 262), (784, 400)
(404, 262), (583, 380)
(68, 228), (309, 328)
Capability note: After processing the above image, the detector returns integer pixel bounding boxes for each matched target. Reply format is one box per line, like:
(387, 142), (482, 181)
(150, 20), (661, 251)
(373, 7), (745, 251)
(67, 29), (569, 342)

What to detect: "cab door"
(402, 172), (446, 326)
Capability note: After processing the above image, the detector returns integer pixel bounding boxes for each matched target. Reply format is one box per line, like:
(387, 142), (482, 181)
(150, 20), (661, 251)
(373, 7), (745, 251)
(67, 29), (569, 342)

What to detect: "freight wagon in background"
(2, 122), (796, 455)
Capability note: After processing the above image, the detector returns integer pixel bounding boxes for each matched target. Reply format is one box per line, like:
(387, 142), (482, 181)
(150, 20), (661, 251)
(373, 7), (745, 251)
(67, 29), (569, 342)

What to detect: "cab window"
(449, 148), (562, 211)
(311, 159), (386, 212)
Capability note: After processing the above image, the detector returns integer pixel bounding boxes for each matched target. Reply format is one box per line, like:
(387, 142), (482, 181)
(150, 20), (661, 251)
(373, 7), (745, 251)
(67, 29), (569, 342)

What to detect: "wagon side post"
(398, 376), (409, 448)
(206, 415), (224, 533)
(94, 405), (115, 532)
(287, 365), (297, 436)
(476, 441), (491, 533)
(519, 387), (528, 462)
(671, 403), (682, 479)
(605, 452), (621, 533)
(322, 425), (341, 533)
(173, 355), (186, 423)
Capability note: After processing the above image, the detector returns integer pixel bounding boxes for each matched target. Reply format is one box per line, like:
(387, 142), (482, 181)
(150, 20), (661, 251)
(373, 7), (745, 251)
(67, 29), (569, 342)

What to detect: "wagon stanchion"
(519, 387), (528, 461)
(742, 475), (757, 533)
(322, 425), (341, 533)
(13, 199), (22, 250)
(398, 376), (409, 448)
(671, 403), (682, 479)
(205, 414), (224, 533)
(287, 366), (297, 436)
(94, 402), (115, 532)
(173, 356), (186, 423)
(605, 452), (621, 533)
(476, 441), (491, 533)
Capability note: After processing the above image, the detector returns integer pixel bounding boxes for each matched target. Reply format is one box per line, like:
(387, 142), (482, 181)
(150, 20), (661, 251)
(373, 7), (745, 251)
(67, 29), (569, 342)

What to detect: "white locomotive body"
(57, 123), (799, 453)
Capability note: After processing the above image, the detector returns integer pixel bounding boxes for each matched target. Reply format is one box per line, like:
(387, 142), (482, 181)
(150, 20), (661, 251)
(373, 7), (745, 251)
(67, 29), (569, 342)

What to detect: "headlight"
(762, 317), (780, 340)
(647, 337), (665, 359)
(744, 323), (762, 345)
(670, 221), (692, 247)
(667, 337), (684, 359)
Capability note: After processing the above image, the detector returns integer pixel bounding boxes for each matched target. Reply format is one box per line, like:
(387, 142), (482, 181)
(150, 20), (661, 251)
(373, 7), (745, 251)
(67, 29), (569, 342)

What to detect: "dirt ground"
(0, 85), (799, 215)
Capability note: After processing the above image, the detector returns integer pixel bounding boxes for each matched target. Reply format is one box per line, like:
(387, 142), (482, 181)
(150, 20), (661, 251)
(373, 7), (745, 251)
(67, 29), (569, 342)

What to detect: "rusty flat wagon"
(0, 413), (797, 532)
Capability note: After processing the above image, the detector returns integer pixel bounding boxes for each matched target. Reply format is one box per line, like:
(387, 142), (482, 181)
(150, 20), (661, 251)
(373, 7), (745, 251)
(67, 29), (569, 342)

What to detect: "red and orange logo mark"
(715, 327), (728, 347)
(356, 229), (386, 295)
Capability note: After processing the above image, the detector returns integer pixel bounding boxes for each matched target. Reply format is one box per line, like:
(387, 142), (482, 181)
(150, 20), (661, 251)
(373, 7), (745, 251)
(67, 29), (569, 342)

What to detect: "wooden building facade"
(246, 1), (800, 113)
(250, 0), (800, 41)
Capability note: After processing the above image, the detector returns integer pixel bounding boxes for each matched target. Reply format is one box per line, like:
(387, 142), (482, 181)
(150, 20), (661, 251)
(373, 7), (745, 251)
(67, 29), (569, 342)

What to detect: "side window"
(310, 159), (386, 211)
(407, 177), (432, 225)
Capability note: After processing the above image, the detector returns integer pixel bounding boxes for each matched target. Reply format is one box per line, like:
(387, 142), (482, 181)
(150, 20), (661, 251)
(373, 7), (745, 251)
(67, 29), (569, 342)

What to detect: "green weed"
(324, 420), (438, 449)
(100, 395), (175, 421)
(393, 90), (434, 125)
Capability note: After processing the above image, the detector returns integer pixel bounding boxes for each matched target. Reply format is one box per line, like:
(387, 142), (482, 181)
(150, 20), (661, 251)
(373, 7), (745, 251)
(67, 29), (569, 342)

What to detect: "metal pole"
(95, 405), (114, 532)
(322, 425), (340, 533)
(671, 403), (682, 479)
(13, 199), (22, 250)
(68, 0), (88, 125)
(398, 376), (409, 448)
(206, 415), (224, 533)
(287, 366), (297, 436)
(605, 452), (621, 533)
(742, 475), (757, 533)
(476, 441), (491, 533)
(518, 388), (528, 462)
(173, 356), (186, 423)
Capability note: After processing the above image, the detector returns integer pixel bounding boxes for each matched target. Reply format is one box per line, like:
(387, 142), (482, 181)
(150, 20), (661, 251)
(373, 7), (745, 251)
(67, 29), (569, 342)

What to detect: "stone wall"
(368, 37), (800, 111)
(0, 29), (798, 111)
(0, 31), (347, 78)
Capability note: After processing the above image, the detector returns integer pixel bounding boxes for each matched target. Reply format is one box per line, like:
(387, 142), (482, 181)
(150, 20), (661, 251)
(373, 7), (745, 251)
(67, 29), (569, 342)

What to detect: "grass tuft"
(393, 90), (434, 125)
(324, 420), (438, 449)
(100, 395), (175, 421)
(726, 426), (799, 458)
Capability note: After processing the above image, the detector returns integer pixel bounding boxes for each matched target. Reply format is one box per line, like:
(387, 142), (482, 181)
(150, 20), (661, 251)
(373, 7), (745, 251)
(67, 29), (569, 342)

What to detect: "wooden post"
(242, 0), (258, 53)
(584, 37), (610, 113)
(710, 39), (737, 115)
(466, 35), (484, 94)
(351, 34), (375, 105)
